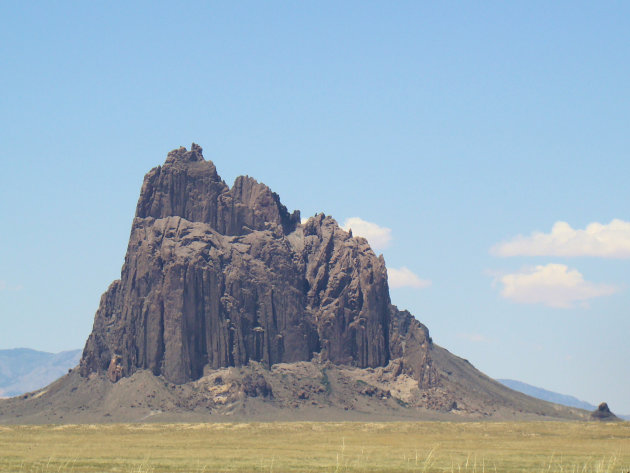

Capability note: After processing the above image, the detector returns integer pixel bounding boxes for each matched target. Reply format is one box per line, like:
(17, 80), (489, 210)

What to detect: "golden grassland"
(0, 421), (628, 473)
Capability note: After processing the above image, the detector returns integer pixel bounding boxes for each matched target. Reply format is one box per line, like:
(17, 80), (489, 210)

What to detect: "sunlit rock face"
(79, 144), (430, 385)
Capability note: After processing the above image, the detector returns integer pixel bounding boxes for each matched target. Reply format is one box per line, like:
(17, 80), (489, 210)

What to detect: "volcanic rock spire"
(4, 145), (587, 424)
(80, 145), (397, 384)
(0, 144), (592, 423)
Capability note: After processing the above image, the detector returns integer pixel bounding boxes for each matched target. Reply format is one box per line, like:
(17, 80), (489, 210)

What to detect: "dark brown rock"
(0, 145), (593, 424)
(389, 307), (438, 389)
(591, 402), (620, 421)
(135, 144), (299, 236)
(300, 214), (391, 368)
(80, 144), (415, 385)
(241, 374), (272, 398)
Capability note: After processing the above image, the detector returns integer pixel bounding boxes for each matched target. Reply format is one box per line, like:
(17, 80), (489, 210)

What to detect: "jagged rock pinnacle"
(79, 145), (435, 386)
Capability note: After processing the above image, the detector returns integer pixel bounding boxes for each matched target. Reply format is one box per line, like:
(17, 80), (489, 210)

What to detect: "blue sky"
(1, 2), (629, 413)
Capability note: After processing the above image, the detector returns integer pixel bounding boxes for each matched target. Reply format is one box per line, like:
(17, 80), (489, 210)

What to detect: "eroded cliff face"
(80, 144), (433, 386)
(389, 308), (437, 389)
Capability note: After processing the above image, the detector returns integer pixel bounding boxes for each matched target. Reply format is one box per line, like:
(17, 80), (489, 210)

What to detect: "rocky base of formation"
(0, 344), (589, 424)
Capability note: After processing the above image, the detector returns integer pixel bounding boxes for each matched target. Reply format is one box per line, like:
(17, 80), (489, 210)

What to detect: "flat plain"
(1, 421), (628, 473)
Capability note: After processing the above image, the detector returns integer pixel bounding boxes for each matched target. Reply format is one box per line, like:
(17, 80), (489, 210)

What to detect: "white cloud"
(342, 217), (392, 250)
(496, 263), (617, 309)
(492, 219), (630, 258)
(339, 218), (430, 289)
(388, 267), (432, 289)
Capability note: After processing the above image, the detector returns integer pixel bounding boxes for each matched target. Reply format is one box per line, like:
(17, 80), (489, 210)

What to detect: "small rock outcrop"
(79, 144), (436, 388)
(590, 402), (620, 421)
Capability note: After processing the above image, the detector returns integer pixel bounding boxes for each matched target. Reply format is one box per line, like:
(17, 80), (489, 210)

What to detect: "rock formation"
(80, 144), (420, 385)
(1, 144), (591, 423)
(590, 402), (620, 421)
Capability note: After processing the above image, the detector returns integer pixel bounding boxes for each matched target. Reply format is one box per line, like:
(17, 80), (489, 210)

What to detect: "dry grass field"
(0, 421), (628, 473)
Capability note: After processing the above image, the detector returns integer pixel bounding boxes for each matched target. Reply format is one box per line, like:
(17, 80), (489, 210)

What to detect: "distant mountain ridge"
(0, 348), (81, 398)
(498, 379), (629, 420)
(497, 379), (596, 410)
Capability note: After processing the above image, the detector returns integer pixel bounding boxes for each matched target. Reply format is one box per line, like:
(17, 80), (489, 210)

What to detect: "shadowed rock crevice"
(80, 144), (426, 386)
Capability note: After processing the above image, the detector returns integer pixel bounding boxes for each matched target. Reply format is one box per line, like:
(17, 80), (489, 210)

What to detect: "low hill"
(0, 345), (589, 424)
